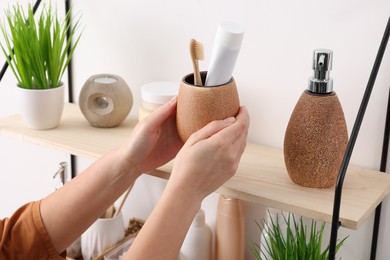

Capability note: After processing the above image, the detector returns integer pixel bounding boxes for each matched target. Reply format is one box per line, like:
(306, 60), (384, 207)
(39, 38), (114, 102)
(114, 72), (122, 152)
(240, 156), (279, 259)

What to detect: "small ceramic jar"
(139, 81), (179, 121)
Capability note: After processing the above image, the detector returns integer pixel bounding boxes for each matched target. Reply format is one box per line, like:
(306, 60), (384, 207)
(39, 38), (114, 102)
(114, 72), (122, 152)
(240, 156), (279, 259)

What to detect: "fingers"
(216, 106), (250, 145)
(187, 106), (249, 146)
(141, 96), (177, 128)
(186, 116), (236, 145)
(168, 106), (249, 201)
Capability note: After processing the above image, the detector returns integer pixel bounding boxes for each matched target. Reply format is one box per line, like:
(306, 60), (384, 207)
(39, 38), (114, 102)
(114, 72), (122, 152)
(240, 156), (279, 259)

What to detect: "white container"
(139, 81), (179, 120)
(104, 236), (136, 260)
(178, 209), (212, 260)
(81, 212), (125, 260)
(260, 208), (289, 259)
(16, 84), (64, 129)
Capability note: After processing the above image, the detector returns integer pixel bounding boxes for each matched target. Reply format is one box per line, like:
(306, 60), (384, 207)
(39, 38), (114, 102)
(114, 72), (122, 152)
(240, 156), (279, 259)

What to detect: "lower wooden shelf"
(1, 103), (390, 230)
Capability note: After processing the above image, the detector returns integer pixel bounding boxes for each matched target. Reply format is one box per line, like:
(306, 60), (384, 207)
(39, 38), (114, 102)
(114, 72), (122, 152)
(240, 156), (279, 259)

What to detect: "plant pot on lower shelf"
(16, 84), (65, 130)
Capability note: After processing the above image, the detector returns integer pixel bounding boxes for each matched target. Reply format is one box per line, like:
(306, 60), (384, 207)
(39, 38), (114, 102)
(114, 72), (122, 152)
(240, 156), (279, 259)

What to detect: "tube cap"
(215, 21), (245, 49)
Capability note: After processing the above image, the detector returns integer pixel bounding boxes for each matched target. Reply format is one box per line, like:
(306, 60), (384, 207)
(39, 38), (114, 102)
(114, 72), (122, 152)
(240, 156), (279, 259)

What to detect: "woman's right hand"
(126, 106), (249, 260)
(169, 106), (250, 202)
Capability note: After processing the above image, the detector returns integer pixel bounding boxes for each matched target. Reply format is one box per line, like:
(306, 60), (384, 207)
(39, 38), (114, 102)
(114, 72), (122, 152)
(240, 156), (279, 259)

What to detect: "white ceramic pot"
(16, 84), (64, 130)
(81, 212), (125, 260)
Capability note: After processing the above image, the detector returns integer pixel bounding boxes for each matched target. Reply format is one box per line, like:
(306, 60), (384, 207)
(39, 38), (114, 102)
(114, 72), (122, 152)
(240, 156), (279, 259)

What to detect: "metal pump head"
(53, 162), (68, 189)
(308, 49), (333, 93)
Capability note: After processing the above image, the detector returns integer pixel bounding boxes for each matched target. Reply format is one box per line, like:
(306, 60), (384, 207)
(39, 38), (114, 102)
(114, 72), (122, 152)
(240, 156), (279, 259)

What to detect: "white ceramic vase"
(81, 212), (125, 260)
(16, 84), (65, 130)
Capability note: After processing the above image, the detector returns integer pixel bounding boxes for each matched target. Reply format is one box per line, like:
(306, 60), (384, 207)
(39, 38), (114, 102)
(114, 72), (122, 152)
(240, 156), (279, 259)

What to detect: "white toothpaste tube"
(205, 21), (244, 87)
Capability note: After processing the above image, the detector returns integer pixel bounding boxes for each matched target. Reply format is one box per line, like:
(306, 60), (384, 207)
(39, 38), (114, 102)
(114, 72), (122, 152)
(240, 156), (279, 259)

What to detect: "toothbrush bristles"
(194, 40), (204, 60)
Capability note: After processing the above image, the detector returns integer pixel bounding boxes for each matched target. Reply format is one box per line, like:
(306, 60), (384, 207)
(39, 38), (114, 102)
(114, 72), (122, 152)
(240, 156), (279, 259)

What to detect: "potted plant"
(0, 2), (81, 129)
(250, 211), (348, 260)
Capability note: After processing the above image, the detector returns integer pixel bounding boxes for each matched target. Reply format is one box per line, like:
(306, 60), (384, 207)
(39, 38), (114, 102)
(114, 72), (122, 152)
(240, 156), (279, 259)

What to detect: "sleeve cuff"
(32, 201), (67, 259)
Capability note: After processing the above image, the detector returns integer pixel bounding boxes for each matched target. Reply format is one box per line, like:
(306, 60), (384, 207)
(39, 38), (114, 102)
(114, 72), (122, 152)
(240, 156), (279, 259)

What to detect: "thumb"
(142, 96), (177, 127)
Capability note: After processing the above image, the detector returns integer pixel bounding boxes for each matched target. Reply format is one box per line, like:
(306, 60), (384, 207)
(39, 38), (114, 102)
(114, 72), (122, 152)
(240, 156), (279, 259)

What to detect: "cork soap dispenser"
(284, 49), (348, 188)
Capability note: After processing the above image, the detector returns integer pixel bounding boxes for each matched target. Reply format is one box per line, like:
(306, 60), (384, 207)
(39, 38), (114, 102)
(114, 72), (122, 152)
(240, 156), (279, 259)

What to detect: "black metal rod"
(329, 16), (390, 260)
(0, 0), (42, 83)
(370, 86), (390, 260)
(65, 0), (74, 103)
(380, 88), (390, 173)
(70, 154), (77, 179)
(64, 0), (76, 179)
(371, 205), (383, 260)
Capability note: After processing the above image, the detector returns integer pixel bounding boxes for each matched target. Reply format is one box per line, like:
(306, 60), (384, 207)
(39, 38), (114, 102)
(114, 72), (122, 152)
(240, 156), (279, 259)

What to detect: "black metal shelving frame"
(64, 0), (77, 179)
(329, 17), (390, 260)
(370, 88), (390, 260)
(1, 1), (390, 259)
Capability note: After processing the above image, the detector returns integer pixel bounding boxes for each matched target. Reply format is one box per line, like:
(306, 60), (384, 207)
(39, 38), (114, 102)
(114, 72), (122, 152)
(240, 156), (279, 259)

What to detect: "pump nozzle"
(53, 162), (68, 189)
(308, 49), (333, 93)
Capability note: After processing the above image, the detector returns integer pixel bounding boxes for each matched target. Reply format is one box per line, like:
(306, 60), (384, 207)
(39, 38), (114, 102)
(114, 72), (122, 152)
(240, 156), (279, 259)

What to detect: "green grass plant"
(0, 2), (81, 89)
(250, 212), (348, 260)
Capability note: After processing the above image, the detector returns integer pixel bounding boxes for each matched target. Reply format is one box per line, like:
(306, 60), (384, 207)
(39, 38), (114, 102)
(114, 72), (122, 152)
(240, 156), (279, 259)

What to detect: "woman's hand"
(127, 106), (249, 260)
(123, 97), (183, 174)
(169, 106), (250, 201)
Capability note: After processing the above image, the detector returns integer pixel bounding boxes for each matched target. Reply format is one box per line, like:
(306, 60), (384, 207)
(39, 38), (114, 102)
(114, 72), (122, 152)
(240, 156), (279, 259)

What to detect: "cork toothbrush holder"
(176, 71), (240, 142)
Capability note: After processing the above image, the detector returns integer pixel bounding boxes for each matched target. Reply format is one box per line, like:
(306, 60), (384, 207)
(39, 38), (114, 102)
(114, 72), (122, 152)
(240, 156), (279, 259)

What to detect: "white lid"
(215, 21), (244, 49)
(141, 81), (179, 105)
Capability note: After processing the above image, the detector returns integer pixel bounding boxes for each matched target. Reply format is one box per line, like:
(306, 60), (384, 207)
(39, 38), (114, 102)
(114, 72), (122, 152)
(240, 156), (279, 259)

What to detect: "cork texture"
(284, 91), (348, 188)
(176, 73), (240, 142)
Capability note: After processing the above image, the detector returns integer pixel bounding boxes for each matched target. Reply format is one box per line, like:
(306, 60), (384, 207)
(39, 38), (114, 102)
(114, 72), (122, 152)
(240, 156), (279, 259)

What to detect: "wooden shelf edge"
(2, 103), (390, 231)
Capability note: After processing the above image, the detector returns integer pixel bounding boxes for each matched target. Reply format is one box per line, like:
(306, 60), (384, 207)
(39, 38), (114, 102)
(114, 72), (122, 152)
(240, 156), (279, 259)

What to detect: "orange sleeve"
(0, 201), (66, 259)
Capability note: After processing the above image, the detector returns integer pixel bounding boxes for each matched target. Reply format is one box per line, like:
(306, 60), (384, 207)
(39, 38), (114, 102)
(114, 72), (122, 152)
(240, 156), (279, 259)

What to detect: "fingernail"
(224, 117), (235, 124)
(168, 96), (177, 104)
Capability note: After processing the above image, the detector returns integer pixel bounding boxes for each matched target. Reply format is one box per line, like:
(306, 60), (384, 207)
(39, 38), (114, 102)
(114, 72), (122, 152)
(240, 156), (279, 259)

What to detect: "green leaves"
(0, 2), (81, 89)
(250, 212), (348, 260)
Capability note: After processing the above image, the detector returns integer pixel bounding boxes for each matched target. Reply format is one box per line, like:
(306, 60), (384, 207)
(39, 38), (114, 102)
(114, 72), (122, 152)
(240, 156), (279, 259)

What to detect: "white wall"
(1, 0), (390, 259)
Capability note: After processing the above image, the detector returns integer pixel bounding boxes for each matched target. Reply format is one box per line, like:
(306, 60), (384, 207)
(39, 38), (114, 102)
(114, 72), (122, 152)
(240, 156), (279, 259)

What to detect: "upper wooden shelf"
(1, 103), (390, 230)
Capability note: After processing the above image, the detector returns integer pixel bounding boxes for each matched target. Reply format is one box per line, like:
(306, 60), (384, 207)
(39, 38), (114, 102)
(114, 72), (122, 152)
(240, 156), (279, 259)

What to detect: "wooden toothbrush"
(189, 39), (204, 86)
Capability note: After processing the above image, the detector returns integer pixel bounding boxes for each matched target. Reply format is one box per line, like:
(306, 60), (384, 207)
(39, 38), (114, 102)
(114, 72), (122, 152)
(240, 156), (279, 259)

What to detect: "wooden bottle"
(215, 195), (245, 260)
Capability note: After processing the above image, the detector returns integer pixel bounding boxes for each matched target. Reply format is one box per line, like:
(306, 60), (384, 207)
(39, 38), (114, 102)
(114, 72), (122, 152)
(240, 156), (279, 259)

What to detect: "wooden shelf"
(1, 103), (390, 230)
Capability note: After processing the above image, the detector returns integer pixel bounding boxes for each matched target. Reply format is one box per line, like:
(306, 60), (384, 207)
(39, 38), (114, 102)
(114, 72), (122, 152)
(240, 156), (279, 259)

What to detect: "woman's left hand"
(123, 97), (183, 174)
